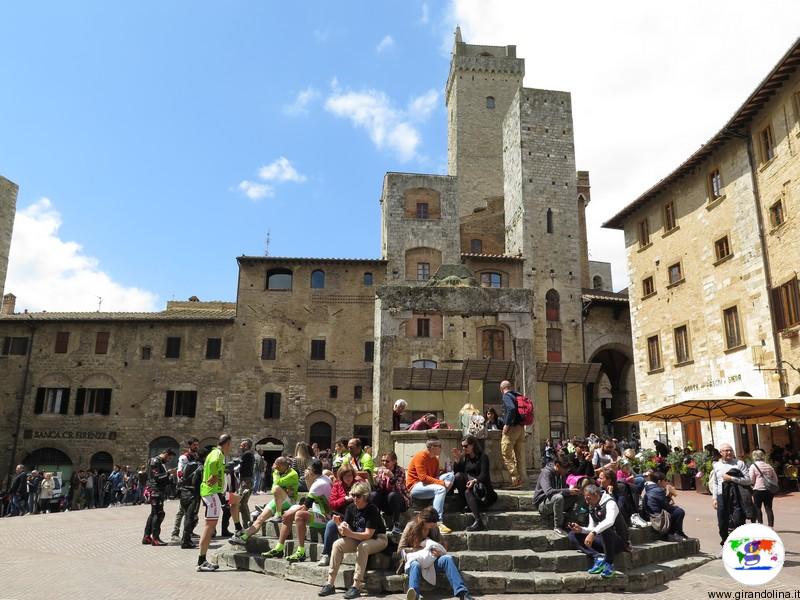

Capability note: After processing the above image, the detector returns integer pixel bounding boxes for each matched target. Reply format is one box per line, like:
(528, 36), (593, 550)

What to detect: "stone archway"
(587, 344), (633, 438)
(148, 436), (180, 469)
(305, 410), (336, 450)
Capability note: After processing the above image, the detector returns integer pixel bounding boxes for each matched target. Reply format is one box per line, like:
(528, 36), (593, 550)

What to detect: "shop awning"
(536, 362), (602, 383)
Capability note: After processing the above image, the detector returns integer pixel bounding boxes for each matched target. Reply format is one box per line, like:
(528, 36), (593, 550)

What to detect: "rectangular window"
(164, 390), (197, 418)
(364, 341), (374, 362)
(714, 236), (731, 262)
(772, 277), (800, 331)
(546, 328), (562, 362)
(769, 199), (785, 228)
(354, 385), (363, 400)
(2, 336), (29, 356)
(417, 318), (430, 338)
(723, 306), (743, 349)
(647, 335), (662, 371)
(417, 262), (430, 281)
(75, 388), (112, 416)
(548, 383), (565, 422)
(165, 337), (181, 359)
(329, 385), (338, 399)
(759, 125), (775, 163)
(480, 272), (502, 288)
(416, 202), (429, 219)
(34, 387), (71, 415)
(205, 338), (222, 359)
(674, 325), (691, 364)
(311, 339), (326, 360)
(261, 338), (277, 360)
(668, 262), (683, 285)
(264, 392), (281, 419)
(141, 346), (152, 360)
(470, 239), (482, 253)
(642, 276), (655, 297)
(95, 331), (110, 355)
(638, 218), (650, 248)
(54, 332), (70, 354)
(663, 201), (676, 231)
(708, 169), (723, 200)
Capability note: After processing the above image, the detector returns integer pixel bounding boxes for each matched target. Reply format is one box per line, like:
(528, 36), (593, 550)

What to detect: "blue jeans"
(322, 518), (339, 556)
(408, 555), (467, 596)
(409, 472), (454, 520)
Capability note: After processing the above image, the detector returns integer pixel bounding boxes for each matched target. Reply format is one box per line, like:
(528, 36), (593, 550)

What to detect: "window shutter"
(35, 388), (45, 414)
(772, 287), (786, 331)
(189, 393), (197, 418)
(165, 391), (174, 417)
(60, 389), (70, 415)
(75, 388), (86, 415)
(101, 389), (111, 415)
(263, 394), (269, 419)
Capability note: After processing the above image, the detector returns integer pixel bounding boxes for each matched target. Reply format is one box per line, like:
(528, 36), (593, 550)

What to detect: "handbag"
(753, 462), (780, 495)
(649, 509), (671, 533)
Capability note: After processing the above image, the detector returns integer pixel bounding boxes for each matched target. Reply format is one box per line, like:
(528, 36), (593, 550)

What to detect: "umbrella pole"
(663, 418), (670, 447)
(708, 407), (715, 447)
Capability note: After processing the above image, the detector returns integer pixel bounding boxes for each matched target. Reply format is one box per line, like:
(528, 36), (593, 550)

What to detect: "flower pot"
(694, 475), (710, 494)
(670, 473), (695, 490)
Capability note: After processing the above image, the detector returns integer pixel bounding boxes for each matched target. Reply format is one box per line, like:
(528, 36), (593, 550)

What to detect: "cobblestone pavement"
(0, 490), (797, 600)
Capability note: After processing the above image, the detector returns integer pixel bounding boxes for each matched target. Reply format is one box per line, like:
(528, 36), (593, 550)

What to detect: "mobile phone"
(333, 514), (342, 525)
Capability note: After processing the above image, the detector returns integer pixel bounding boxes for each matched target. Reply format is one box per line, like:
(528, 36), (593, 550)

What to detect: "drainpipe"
(7, 320), (35, 483)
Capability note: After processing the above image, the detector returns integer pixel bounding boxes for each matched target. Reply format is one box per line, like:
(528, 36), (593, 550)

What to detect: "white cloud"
(376, 35), (395, 53)
(257, 157), (307, 183)
(283, 86), (319, 116)
(421, 2), (430, 24)
(450, 0), (800, 290)
(5, 198), (159, 312)
(238, 180), (274, 200)
(324, 88), (439, 161)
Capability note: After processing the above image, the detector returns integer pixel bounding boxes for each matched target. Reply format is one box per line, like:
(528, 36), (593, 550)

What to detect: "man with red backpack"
(500, 380), (529, 489)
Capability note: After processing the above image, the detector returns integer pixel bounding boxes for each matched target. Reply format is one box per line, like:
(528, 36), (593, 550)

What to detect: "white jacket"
(404, 538), (447, 585)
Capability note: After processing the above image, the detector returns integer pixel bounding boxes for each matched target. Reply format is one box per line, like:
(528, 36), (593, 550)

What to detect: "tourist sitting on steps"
(567, 483), (626, 579)
(642, 471), (689, 542)
(317, 463), (358, 567)
(318, 482), (388, 599)
(533, 456), (582, 536)
(399, 507), (474, 600)
(406, 438), (455, 534)
(451, 435), (497, 531)
(262, 459), (332, 563)
(369, 451), (410, 536)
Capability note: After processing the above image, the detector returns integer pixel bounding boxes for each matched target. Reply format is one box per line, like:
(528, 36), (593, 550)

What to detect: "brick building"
(0, 31), (634, 482)
(604, 38), (800, 454)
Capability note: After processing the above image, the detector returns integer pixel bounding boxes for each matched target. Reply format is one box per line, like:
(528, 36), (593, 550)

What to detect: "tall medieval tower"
(0, 176), (18, 311)
(446, 27), (524, 218)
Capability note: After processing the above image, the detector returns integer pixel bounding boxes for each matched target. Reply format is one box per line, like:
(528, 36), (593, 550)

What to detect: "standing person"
(142, 449), (176, 546)
(406, 438), (455, 534)
(533, 456), (581, 535)
(84, 468), (95, 509)
(27, 470), (42, 514)
(317, 482), (388, 599)
(293, 442), (313, 492)
(235, 439), (255, 528)
(135, 465), (147, 505)
(749, 449), (778, 527)
(171, 438), (199, 542)
(500, 380), (525, 489)
(451, 435), (497, 531)
(98, 471), (108, 508)
(709, 442), (752, 546)
(344, 438), (376, 485)
(197, 434), (243, 572)
(399, 507), (474, 600)
(8, 465), (29, 516)
(393, 399), (408, 431)
(485, 407), (504, 431)
(178, 447), (206, 549)
(38, 472), (55, 513)
(369, 451), (410, 535)
(106, 465), (122, 507)
(252, 450), (263, 496)
(458, 403), (480, 436)
(567, 484), (627, 579)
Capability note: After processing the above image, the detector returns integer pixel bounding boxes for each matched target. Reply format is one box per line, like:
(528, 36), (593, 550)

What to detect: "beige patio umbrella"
(613, 411), (701, 445)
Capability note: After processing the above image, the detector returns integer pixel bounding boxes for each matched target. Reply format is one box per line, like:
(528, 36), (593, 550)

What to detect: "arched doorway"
(148, 436), (179, 469)
(309, 422), (332, 451)
(587, 346), (632, 439)
(255, 437), (285, 489)
(22, 448), (73, 495)
(198, 437), (218, 453)
(89, 451), (114, 474)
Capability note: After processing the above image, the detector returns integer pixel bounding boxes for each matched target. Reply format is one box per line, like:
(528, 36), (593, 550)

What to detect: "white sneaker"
(317, 553), (330, 566)
(553, 527), (569, 537)
(197, 561), (219, 572)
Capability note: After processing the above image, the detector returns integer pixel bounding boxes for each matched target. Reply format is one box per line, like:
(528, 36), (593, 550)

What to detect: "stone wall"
(459, 196), (506, 255)
(0, 176), (18, 308)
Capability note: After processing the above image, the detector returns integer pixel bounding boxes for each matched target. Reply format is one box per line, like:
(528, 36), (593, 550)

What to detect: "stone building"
(0, 176), (17, 310)
(0, 31), (635, 482)
(604, 38), (800, 454)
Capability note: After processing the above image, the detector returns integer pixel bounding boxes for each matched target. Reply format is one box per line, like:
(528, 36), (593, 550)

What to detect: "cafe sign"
(683, 373), (742, 393)
(23, 429), (117, 441)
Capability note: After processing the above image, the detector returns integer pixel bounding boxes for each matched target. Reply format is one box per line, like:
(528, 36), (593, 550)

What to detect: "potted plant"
(691, 451), (712, 495)
(665, 451), (695, 490)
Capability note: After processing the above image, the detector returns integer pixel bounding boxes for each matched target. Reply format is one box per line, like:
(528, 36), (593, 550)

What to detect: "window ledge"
(724, 344), (747, 354)
(661, 225), (680, 238)
(666, 278), (686, 289)
(265, 288), (292, 292)
(706, 195), (726, 210)
(713, 253), (734, 267)
(759, 157), (776, 172)
(769, 220), (788, 235)
(674, 359), (694, 368)
(637, 242), (653, 253)
(641, 291), (657, 301)
(647, 367), (665, 375)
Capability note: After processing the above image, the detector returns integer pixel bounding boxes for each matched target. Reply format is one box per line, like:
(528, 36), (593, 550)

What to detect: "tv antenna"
(97, 296), (103, 312)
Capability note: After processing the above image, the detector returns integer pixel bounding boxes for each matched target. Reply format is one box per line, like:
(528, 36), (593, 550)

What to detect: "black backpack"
(181, 459), (201, 491)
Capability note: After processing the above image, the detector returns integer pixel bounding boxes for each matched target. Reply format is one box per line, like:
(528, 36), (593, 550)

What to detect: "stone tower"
(0, 176), (18, 311)
(446, 27), (524, 218)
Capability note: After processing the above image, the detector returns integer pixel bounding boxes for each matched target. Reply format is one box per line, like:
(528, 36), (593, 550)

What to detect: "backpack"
(467, 414), (487, 440)
(515, 394), (534, 426)
(181, 459), (201, 490)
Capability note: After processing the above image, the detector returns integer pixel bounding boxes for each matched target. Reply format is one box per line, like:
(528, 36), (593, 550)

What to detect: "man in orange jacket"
(406, 438), (455, 533)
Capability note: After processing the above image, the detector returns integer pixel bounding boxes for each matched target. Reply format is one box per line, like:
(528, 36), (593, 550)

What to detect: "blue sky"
(2, 1), (799, 311)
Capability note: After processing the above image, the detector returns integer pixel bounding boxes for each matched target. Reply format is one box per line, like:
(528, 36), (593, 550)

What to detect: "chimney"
(1, 293), (15, 315)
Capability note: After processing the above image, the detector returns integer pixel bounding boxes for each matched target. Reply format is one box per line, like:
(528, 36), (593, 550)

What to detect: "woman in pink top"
(748, 449), (777, 527)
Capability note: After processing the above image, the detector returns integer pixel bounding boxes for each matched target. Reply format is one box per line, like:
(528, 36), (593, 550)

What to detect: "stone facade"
(604, 39), (800, 454)
(0, 176), (17, 310)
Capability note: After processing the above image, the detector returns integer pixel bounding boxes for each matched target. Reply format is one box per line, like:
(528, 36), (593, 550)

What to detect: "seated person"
(567, 483), (627, 579)
(369, 451), (410, 535)
(642, 470), (688, 542)
(230, 457), (298, 545)
(399, 507), (474, 600)
(342, 438), (375, 485)
(408, 413), (438, 431)
(262, 460), (332, 563)
(451, 435), (497, 532)
(533, 456), (581, 535)
(406, 438), (455, 534)
(318, 482), (388, 599)
(571, 444), (596, 478)
(317, 464), (357, 567)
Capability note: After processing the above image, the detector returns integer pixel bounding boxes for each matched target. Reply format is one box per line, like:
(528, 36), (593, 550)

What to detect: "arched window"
(593, 275), (603, 290)
(481, 329), (505, 360)
(266, 268), (292, 290)
(546, 289), (560, 321)
(309, 422), (332, 450)
(412, 359), (437, 369)
(480, 272), (502, 288)
(148, 436), (180, 468)
(310, 269), (325, 289)
(470, 239), (483, 253)
(89, 451), (114, 473)
(486, 96), (495, 109)
(363, 272), (373, 286)
(546, 208), (554, 234)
